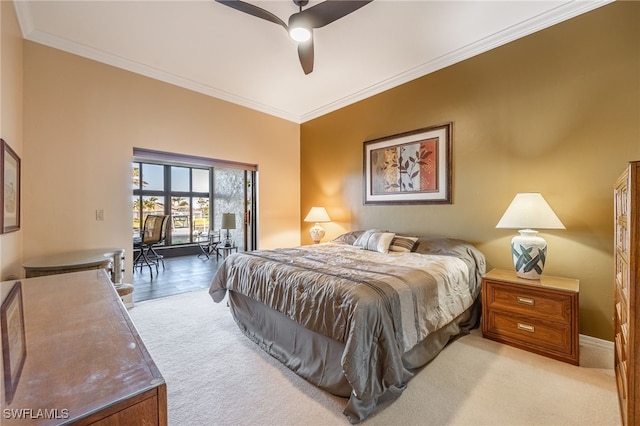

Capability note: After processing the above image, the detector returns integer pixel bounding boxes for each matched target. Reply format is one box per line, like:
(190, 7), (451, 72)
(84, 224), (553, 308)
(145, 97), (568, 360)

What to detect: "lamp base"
(309, 223), (325, 244)
(224, 229), (233, 247)
(511, 229), (547, 280)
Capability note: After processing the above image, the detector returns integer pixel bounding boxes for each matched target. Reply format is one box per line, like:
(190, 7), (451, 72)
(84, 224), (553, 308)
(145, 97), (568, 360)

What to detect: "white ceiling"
(14, 0), (612, 123)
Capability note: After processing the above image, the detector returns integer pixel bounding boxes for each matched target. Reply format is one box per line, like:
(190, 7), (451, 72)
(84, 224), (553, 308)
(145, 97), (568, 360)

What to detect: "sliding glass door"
(213, 168), (254, 251)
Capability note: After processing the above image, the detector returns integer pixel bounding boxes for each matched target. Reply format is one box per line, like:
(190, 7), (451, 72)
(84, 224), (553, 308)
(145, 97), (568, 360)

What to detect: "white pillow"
(354, 230), (396, 253)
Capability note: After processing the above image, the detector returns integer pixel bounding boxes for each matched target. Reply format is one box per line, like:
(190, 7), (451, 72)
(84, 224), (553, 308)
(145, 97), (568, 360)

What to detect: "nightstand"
(215, 245), (238, 260)
(482, 268), (580, 365)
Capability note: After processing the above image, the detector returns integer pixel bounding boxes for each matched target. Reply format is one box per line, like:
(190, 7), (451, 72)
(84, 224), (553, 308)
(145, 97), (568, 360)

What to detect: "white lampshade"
(496, 193), (565, 230)
(304, 207), (331, 223)
(496, 193), (565, 280)
(304, 207), (331, 244)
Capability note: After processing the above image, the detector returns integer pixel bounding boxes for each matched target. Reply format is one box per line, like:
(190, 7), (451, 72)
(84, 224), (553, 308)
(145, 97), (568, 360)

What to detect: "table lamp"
(304, 207), (331, 244)
(221, 213), (236, 247)
(496, 193), (565, 279)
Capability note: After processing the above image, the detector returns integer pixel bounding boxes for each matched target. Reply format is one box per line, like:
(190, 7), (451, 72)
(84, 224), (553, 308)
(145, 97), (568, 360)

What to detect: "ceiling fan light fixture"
(289, 26), (311, 42)
(215, 0), (373, 74)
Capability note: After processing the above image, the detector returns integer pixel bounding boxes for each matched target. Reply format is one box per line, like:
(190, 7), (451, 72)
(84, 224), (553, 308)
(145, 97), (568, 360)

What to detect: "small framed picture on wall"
(1, 138), (21, 233)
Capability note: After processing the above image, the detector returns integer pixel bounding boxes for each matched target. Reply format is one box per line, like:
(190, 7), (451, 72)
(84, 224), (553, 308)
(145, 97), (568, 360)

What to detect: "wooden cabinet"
(1, 270), (166, 425)
(482, 268), (579, 365)
(614, 161), (640, 426)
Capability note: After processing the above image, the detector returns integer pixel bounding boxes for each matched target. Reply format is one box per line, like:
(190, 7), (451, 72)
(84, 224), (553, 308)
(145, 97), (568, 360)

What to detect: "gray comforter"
(209, 236), (485, 422)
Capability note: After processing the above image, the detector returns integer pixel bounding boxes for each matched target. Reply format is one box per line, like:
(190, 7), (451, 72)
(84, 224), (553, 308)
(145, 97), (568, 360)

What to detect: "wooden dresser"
(614, 160), (640, 426)
(482, 268), (580, 365)
(1, 270), (167, 425)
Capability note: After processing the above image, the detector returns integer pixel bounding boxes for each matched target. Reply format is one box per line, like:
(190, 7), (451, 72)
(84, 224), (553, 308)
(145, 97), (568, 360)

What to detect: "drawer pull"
(517, 323), (535, 333)
(517, 296), (535, 306)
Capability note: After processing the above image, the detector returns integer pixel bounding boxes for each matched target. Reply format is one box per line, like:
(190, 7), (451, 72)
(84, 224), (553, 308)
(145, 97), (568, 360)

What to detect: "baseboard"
(580, 333), (614, 351)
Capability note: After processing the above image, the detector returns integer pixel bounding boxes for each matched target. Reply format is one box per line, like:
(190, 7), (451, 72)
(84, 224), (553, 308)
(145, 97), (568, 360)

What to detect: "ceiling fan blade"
(216, 0), (287, 30)
(298, 0), (373, 29)
(297, 36), (314, 75)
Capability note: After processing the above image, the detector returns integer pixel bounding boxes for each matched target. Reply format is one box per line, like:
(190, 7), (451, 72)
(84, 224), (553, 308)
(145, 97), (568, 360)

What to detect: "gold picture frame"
(363, 123), (452, 205)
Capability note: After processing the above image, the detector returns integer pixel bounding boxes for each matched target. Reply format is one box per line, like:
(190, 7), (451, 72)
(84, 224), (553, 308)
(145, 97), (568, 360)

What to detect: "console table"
(1, 270), (167, 425)
(23, 248), (125, 283)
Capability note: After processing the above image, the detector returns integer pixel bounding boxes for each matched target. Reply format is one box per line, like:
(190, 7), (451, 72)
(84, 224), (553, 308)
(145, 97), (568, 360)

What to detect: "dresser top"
(484, 268), (579, 293)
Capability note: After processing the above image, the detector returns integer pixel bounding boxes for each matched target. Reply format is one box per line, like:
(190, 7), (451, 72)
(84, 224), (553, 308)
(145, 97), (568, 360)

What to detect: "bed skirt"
(227, 290), (480, 422)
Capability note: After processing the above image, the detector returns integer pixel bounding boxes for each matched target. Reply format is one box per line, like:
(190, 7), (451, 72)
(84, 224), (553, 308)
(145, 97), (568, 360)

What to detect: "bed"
(209, 230), (486, 423)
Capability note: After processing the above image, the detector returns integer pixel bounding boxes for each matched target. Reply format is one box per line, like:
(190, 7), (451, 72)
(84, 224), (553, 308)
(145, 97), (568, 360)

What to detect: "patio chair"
(133, 214), (169, 277)
(197, 229), (221, 260)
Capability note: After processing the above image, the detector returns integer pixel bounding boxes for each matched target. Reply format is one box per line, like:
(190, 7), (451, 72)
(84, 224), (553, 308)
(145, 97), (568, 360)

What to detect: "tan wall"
(23, 42), (300, 283)
(0, 1), (24, 281)
(300, 2), (640, 340)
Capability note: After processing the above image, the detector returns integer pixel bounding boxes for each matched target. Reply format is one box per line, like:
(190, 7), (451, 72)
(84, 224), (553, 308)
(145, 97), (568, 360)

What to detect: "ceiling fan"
(215, 0), (373, 74)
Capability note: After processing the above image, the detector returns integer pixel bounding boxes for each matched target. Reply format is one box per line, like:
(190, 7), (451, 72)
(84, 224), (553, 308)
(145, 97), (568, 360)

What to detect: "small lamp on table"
(496, 193), (565, 280)
(304, 207), (331, 244)
(221, 213), (236, 247)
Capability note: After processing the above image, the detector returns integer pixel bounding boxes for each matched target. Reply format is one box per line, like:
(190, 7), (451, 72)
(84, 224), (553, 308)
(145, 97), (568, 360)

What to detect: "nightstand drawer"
(484, 280), (572, 322)
(485, 311), (573, 355)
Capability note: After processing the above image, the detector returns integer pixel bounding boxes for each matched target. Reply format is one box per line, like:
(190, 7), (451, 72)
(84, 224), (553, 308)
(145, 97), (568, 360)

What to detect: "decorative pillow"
(389, 236), (419, 253)
(353, 229), (396, 253)
(332, 231), (364, 245)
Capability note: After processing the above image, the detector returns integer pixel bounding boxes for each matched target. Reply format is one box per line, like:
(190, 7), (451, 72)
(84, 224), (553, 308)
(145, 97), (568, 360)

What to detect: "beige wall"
(0, 0), (23, 281)
(300, 2), (640, 340)
(22, 42), (300, 283)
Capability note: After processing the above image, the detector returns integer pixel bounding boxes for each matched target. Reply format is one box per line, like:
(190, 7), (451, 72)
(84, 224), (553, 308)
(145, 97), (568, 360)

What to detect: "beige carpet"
(129, 289), (622, 425)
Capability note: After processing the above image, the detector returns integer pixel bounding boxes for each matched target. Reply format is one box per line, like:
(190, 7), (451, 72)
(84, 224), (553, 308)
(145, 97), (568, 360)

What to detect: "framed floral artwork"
(363, 123), (452, 205)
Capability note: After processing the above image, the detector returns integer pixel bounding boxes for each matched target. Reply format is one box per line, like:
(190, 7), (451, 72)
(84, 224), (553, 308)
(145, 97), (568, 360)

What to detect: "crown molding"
(12, 1), (300, 123)
(25, 28), (302, 123)
(13, 1), (34, 37)
(298, 0), (615, 122)
(13, 0), (614, 125)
